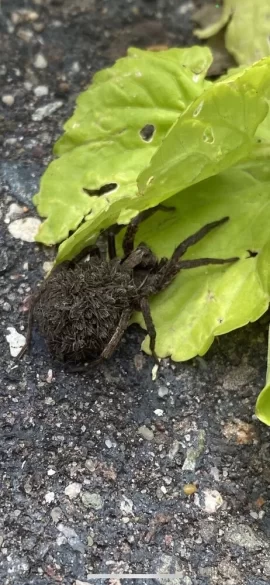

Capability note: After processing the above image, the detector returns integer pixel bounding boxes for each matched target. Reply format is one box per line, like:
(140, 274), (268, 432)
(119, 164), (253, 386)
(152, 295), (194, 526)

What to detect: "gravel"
(1, 1), (270, 584)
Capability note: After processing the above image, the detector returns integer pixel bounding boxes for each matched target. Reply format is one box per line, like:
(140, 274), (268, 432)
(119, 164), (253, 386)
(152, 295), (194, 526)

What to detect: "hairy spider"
(19, 207), (238, 367)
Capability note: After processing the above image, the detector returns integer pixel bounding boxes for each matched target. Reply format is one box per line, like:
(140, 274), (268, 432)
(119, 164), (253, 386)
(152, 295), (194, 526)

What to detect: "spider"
(19, 206), (238, 368)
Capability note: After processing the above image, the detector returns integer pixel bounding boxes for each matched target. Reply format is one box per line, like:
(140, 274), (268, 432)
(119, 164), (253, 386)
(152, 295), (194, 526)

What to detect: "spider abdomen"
(33, 258), (136, 362)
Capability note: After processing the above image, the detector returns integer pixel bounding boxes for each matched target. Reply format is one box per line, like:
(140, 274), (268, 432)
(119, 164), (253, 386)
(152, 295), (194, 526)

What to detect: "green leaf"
(34, 46), (212, 245)
(194, 0), (270, 66)
(256, 324), (270, 425)
(55, 57), (270, 264)
(138, 57), (270, 204)
(132, 162), (270, 360)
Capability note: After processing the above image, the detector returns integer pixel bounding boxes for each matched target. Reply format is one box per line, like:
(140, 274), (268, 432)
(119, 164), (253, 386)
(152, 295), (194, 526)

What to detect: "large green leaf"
(194, 0), (270, 66)
(132, 162), (270, 360)
(55, 58), (270, 264)
(34, 46), (212, 245)
(138, 57), (270, 204)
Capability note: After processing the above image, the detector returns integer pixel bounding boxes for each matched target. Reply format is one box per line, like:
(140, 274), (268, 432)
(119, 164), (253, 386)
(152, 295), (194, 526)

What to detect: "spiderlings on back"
(18, 206), (238, 368)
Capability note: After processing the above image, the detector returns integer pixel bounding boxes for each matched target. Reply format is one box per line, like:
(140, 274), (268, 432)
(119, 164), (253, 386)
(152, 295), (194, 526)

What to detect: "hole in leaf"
(140, 124), (155, 142)
(83, 183), (118, 196)
(247, 249), (258, 258)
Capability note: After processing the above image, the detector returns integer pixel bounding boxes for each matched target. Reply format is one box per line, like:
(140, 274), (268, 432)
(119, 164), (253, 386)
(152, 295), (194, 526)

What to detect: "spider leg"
(140, 297), (158, 362)
(101, 309), (132, 359)
(107, 232), (116, 260)
(17, 291), (42, 359)
(171, 217), (230, 261)
(123, 204), (174, 256)
(177, 257), (239, 269)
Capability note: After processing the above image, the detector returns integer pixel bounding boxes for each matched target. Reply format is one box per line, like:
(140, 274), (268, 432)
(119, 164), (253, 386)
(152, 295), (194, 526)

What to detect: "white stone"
(33, 53), (48, 69)
(8, 217), (41, 242)
(32, 101), (63, 121)
(4, 203), (25, 224)
(196, 489), (223, 514)
(43, 261), (54, 273)
(158, 386), (169, 398)
(105, 439), (113, 448)
(64, 482), (81, 499)
(17, 28), (33, 42)
(34, 85), (49, 97)
(47, 468), (56, 476)
(154, 409), (164, 416)
(6, 327), (26, 357)
(152, 363), (159, 380)
(120, 496), (133, 516)
(45, 492), (55, 503)
(137, 425), (154, 441)
(2, 95), (14, 106)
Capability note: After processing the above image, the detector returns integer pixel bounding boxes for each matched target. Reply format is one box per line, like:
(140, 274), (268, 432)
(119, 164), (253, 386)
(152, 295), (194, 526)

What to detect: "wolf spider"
(19, 206), (238, 368)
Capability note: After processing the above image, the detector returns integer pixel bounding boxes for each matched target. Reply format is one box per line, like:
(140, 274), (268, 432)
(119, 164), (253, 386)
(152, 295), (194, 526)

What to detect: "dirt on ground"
(1, 1), (270, 585)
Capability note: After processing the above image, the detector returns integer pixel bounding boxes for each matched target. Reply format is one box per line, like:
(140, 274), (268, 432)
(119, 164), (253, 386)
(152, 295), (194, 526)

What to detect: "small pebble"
(45, 492), (55, 503)
(32, 101), (63, 121)
(105, 439), (113, 449)
(34, 85), (49, 97)
(64, 482), (81, 499)
(5, 205), (25, 227)
(33, 53), (48, 69)
(11, 9), (39, 24)
(2, 95), (15, 106)
(80, 492), (103, 510)
(43, 261), (54, 273)
(168, 439), (180, 460)
(120, 496), (133, 516)
(17, 28), (33, 42)
(8, 217), (41, 242)
(137, 425), (154, 441)
(87, 536), (94, 547)
(71, 61), (81, 73)
(46, 369), (53, 383)
(154, 409), (164, 416)
(152, 363), (159, 380)
(57, 524), (84, 553)
(196, 489), (223, 514)
(6, 327), (26, 357)
(33, 22), (45, 32)
(50, 507), (62, 523)
(56, 81), (70, 95)
(85, 458), (97, 472)
(223, 419), (258, 444)
(47, 468), (56, 476)
(0, 250), (9, 274)
(225, 523), (266, 549)
(158, 386), (169, 398)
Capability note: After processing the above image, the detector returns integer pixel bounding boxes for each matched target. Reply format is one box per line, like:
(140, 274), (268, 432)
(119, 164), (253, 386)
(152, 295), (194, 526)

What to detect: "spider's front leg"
(122, 204), (174, 256)
(140, 297), (159, 362)
(153, 217), (239, 293)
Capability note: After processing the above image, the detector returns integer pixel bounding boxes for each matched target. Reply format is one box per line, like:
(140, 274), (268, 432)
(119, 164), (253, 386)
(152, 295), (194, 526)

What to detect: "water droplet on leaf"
(203, 126), (215, 144)
(193, 101), (204, 117)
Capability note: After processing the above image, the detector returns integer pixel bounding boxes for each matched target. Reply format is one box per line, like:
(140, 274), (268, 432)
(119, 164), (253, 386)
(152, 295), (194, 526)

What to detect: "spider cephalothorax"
(20, 206), (238, 366)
